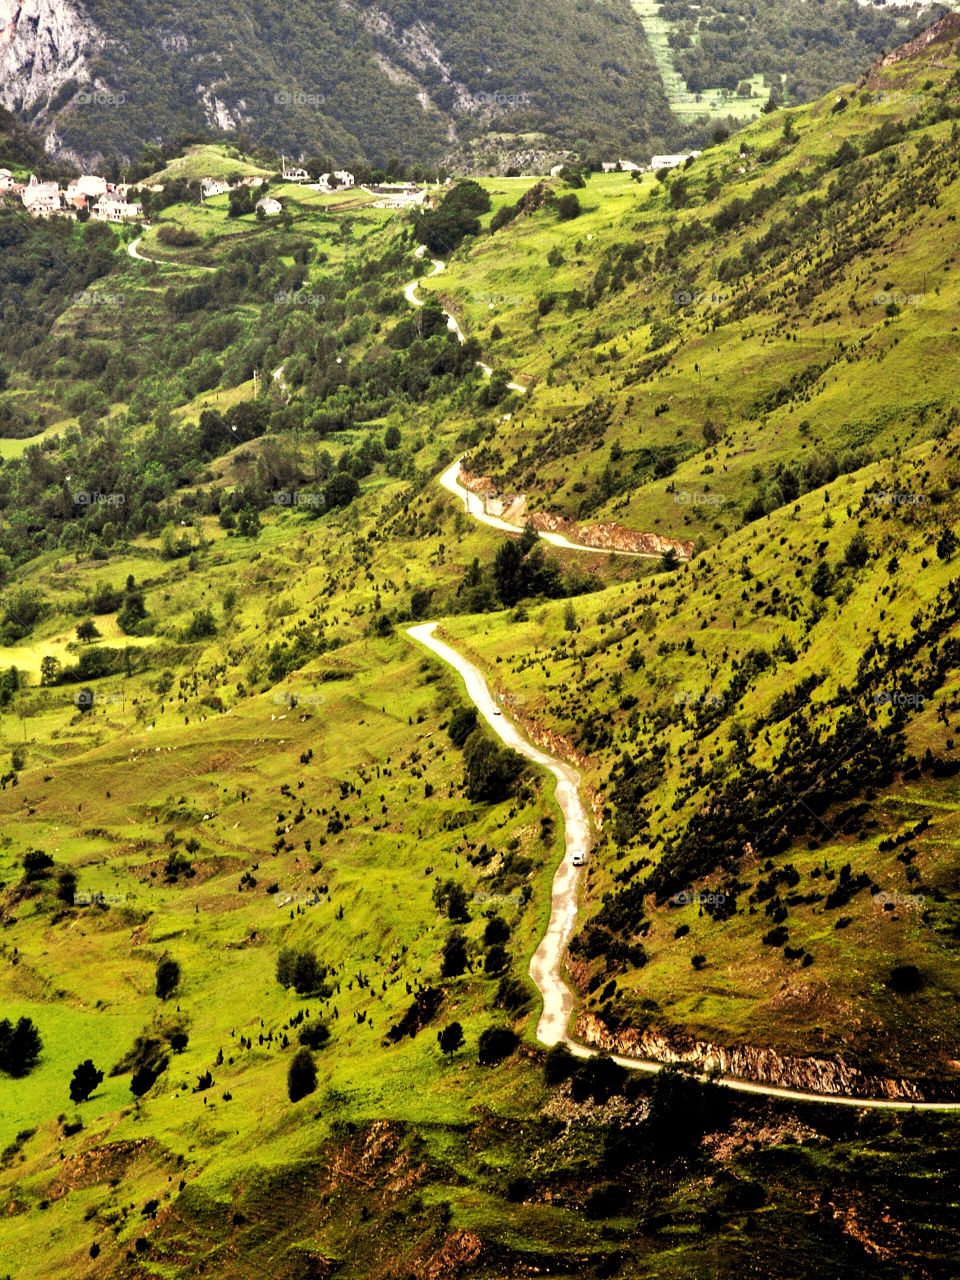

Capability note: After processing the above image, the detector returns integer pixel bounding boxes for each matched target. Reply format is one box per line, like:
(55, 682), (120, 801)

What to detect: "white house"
(649, 151), (702, 171)
(201, 178), (232, 198)
(334, 170), (355, 189)
(21, 175), (63, 214)
(364, 182), (427, 209)
(73, 174), (108, 199)
(601, 159), (640, 173)
(282, 166), (310, 183)
(0, 168), (15, 190)
(92, 198), (142, 222)
(257, 197), (283, 216)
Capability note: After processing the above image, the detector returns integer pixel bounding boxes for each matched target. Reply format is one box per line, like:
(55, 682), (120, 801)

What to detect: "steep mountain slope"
(0, 0), (676, 168)
(3, 20), (960, 1279)
(0, 0), (949, 169)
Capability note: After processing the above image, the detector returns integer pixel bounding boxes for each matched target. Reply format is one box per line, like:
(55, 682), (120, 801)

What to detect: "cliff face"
(575, 1013), (944, 1101)
(861, 11), (960, 88)
(0, 0), (100, 122)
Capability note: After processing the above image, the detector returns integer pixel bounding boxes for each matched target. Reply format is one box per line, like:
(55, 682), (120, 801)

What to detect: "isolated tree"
(298, 1019), (331, 1050)
(477, 1026), (519, 1066)
(155, 957), (181, 1000)
(130, 1065), (158, 1098)
(437, 1022), (465, 1058)
(0, 1016), (42, 1077)
(40, 656), (62, 687)
(324, 472), (360, 509)
(76, 618), (101, 643)
(843, 530), (870, 569)
(810, 561), (833, 598)
(483, 916), (511, 947)
(56, 868), (77, 905)
(936, 528), (958, 562)
(447, 706), (478, 747)
(543, 1042), (576, 1086)
(236, 507), (261, 538)
(433, 878), (470, 922)
(287, 1048), (317, 1102)
(463, 734), (525, 803)
(70, 1059), (104, 1104)
(556, 193), (581, 220)
(277, 946), (328, 995)
(440, 930), (469, 978)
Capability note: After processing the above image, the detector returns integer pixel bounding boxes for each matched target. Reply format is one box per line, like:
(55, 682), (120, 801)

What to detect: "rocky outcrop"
(0, 0), (100, 118)
(530, 509), (695, 558)
(459, 467), (695, 559)
(419, 1230), (483, 1279)
(860, 13), (960, 88)
(576, 1013), (939, 1101)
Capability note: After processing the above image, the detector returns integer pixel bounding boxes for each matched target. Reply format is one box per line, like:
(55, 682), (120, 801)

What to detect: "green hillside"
(2, 18), (960, 1278)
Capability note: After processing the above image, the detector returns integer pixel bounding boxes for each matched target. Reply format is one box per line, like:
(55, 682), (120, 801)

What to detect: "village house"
(257, 196), (283, 216)
(317, 170), (355, 192)
(281, 165), (310, 183)
(70, 174), (108, 199)
(201, 178), (232, 198)
(649, 151), (702, 171)
(365, 182), (427, 209)
(92, 197), (143, 222)
(0, 168), (15, 190)
(601, 158), (641, 173)
(21, 175), (65, 216)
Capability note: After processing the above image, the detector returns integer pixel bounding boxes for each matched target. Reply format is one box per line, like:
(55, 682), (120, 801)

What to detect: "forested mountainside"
(2, 16), (960, 1279)
(0, 0), (950, 168)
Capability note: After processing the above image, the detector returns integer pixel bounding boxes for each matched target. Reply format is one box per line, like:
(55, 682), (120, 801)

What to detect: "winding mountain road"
(408, 621), (960, 1111)
(405, 257), (527, 394)
(438, 457), (661, 558)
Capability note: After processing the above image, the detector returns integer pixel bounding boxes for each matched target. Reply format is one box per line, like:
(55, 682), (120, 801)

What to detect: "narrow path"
(127, 236), (150, 261)
(438, 457), (660, 558)
(407, 622), (960, 1112)
(405, 256), (527, 394)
